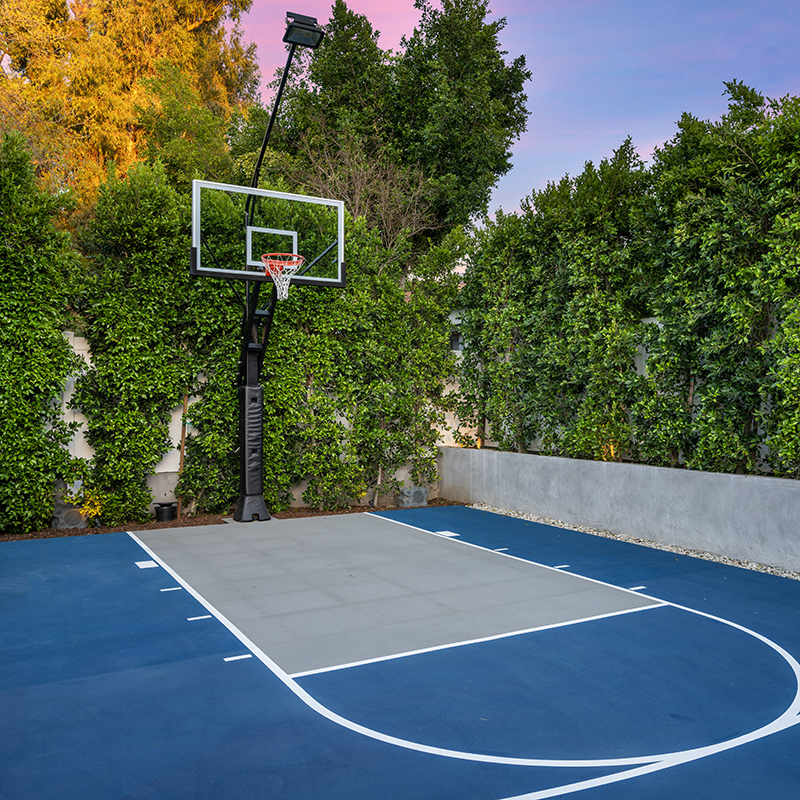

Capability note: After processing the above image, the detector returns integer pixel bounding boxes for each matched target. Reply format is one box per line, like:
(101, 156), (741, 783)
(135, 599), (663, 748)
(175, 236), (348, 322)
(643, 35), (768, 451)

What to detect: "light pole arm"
(249, 42), (297, 195)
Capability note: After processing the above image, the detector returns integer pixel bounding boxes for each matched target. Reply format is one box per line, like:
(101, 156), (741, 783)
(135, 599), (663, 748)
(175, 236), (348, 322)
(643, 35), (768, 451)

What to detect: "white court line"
(160, 587), (182, 592)
(188, 615), (212, 621)
(494, 547), (509, 552)
(224, 654), (253, 662)
(629, 586), (647, 591)
(370, 514), (659, 602)
(386, 518), (457, 536)
(289, 603), (666, 678)
(127, 529), (800, 788)
(135, 560), (159, 569)
(553, 565), (570, 569)
(499, 600), (800, 799)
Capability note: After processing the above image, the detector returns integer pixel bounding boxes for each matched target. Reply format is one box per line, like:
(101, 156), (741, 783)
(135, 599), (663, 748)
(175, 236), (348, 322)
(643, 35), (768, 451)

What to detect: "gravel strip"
(471, 503), (800, 582)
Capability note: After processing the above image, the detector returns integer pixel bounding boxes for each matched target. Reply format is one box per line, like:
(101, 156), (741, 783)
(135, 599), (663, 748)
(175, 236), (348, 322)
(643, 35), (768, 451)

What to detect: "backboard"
(190, 179), (345, 287)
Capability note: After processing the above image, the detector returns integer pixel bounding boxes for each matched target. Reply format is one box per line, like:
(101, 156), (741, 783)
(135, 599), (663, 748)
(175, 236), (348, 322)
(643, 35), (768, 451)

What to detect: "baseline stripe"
(370, 514), (664, 603)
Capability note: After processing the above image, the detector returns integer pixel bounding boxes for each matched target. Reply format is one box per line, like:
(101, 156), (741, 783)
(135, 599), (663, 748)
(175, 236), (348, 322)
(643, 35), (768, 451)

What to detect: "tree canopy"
(0, 0), (258, 194)
(232, 0), (531, 232)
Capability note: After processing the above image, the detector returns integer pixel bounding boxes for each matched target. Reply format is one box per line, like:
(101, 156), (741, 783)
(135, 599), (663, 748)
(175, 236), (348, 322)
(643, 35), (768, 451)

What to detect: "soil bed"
(2, 498), (461, 543)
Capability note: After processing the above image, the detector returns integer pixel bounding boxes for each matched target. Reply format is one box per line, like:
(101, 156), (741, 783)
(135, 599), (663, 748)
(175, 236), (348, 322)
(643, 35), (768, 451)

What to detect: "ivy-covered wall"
(456, 84), (800, 478)
(72, 162), (196, 523)
(0, 134), (84, 534)
(179, 207), (463, 517)
(5, 80), (800, 535)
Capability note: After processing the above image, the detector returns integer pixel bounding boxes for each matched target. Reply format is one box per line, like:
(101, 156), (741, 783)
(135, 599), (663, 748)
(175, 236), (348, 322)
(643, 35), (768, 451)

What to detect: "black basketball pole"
(233, 13), (324, 522)
(233, 279), (275, 522)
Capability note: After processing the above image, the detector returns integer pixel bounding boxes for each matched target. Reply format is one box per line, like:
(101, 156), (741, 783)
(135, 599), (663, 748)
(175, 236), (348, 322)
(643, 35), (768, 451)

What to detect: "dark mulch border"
(1, 498), (462, 543)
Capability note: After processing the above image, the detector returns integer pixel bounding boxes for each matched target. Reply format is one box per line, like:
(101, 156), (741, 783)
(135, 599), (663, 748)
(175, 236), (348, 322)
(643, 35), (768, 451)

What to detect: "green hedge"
(66, 166), (460, 523)
(72, 162), (195, 524)
(0, 133), (84, 533)
(457, 84), (800, 477)
(179, 207), (463, 514)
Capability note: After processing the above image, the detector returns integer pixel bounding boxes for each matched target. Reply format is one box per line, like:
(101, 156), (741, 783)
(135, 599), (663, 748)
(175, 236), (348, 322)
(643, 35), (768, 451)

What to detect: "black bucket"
(154, 503), (178, 522)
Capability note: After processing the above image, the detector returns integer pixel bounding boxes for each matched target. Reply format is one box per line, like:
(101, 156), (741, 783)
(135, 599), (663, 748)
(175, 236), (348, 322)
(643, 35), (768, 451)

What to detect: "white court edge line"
(126, 531), (800, 777)
(369, 514), (655, 602)
(289, 603), (666, 678)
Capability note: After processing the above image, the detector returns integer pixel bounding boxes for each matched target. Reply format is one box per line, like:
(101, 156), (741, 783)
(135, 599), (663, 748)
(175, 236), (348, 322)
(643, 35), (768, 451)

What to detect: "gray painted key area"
(138, 514), (657, 675)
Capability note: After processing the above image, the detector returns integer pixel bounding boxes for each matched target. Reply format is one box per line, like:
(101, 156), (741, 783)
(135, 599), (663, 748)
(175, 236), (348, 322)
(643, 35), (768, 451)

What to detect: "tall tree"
(235, 0), (530, 232)
(0, 0), (257, 193)
(393, 0), (531, 227)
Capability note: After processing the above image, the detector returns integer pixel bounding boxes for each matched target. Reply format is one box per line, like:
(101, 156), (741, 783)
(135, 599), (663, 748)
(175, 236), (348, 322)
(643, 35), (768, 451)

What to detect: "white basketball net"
(261, 253), (305, 301)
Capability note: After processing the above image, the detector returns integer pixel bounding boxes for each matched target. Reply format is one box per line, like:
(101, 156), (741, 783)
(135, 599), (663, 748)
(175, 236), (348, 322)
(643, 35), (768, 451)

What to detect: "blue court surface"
(2, 505), (799, 799)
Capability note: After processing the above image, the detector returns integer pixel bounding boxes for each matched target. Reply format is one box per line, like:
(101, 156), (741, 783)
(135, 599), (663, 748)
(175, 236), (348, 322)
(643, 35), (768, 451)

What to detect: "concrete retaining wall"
(438, 446), (800, 572)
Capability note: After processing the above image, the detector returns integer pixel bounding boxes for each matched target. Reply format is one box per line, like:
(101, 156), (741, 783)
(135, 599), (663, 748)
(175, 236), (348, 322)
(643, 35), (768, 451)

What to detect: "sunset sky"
(240, 0), (800, 214)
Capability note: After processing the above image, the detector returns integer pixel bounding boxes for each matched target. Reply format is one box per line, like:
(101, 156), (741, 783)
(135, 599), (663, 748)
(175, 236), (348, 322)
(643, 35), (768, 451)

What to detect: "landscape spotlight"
(283, 12), (324, 49)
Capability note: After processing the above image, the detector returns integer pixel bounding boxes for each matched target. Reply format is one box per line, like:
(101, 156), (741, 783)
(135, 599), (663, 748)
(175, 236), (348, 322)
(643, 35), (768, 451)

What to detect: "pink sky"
(240, 1), (800, 214)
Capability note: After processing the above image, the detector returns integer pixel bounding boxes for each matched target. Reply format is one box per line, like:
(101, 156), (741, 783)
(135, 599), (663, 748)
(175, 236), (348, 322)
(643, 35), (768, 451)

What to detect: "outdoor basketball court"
(2, 505), (799, 799)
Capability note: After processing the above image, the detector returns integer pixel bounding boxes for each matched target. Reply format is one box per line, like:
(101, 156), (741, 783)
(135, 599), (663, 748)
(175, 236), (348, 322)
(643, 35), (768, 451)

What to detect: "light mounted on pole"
(247, 12), (324, 211)
(235, 11), (325, 523)
(283, 11), (325, 48)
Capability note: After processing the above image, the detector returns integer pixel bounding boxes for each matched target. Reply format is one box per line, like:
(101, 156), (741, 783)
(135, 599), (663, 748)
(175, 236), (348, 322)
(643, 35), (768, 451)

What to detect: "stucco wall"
(438, 446), (800, 572)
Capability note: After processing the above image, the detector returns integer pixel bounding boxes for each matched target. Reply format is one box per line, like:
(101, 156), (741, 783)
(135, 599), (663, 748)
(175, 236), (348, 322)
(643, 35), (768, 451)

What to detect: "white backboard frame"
(190, 179), (346, 287)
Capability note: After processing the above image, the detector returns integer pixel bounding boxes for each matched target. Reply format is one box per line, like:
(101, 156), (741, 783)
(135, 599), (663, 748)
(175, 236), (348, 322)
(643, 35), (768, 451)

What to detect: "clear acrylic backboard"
(190, 179), (345, 287)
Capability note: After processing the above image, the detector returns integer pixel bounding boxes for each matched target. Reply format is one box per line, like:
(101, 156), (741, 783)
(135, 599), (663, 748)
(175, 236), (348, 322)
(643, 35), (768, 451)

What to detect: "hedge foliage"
(63, 163), (461, 524)
(4, 76), (800, 534)
(178, 206), (463, 515)
(457, 83), (800, 477)
(0, 133), (84, 533)
(72, 162), (195, 523)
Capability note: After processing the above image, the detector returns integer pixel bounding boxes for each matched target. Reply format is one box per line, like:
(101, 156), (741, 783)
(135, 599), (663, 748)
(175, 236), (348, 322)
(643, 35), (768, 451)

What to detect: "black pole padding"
(233, 385), (270, 521)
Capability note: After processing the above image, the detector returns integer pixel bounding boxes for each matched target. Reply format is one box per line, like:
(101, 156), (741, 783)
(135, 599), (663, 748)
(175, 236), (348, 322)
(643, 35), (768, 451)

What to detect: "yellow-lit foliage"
(0, 0), (256, 199)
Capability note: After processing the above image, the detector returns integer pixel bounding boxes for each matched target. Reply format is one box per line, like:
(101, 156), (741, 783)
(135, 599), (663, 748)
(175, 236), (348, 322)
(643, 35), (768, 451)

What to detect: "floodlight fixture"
(248, 11), (325, 197)
(283, 12), (324, 49)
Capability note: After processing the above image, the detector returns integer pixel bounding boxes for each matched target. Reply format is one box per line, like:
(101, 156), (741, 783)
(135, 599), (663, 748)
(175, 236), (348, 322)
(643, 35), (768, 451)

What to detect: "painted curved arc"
(285, 601), (800, 770)
(128, 532), (800, 773)
(499, 608), (800, 799)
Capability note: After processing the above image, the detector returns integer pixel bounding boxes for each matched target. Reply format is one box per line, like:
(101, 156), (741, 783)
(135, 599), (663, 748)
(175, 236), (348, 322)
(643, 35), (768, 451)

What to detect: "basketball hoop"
(261, 253), (305, 300)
